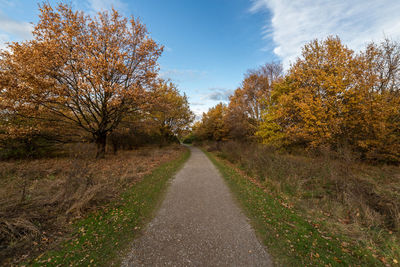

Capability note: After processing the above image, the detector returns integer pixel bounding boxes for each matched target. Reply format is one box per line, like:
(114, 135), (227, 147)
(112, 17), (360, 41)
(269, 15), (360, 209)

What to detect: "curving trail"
(122, 146), (272, 266)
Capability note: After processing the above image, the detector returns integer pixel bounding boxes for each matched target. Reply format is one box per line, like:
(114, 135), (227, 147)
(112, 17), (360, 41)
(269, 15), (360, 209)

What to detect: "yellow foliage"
(147, 79), (194, 139)
(257, 36), (400, 162)
(195, 103), (229, 142)
(225, 63), (283, 140)
(0, 3), (163, 157)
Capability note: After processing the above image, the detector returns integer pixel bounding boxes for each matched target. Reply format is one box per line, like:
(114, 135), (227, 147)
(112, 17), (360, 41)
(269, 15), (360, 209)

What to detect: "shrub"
(215, 141), (400, 231)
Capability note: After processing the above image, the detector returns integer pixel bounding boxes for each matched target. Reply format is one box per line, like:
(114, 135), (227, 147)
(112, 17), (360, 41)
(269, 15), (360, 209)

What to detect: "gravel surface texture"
(121, 146), (272, 266)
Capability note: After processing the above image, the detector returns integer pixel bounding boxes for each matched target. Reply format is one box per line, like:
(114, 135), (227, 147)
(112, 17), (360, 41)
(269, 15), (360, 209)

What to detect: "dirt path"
(121, 146), (272, 266)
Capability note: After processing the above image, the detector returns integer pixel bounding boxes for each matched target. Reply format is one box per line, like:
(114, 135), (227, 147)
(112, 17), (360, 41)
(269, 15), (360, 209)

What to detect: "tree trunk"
(112, 141), (118, 155)
(159, 127), (166, 148)
(95, 133), (107, 158)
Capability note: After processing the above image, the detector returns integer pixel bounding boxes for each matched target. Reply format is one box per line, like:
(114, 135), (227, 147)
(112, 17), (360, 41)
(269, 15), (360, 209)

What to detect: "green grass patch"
(204, 150), (382, 267)
(28, 148), (190, 267)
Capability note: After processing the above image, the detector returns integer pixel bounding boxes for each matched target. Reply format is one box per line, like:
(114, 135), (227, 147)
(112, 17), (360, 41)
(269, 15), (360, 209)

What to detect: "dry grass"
(0, 143), (184, 265)
(207, 141), (400, 263)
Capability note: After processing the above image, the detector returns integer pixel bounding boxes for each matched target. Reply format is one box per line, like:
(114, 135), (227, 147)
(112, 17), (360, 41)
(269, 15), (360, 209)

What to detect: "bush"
(108, 129), (179, 153)
(0, 145), (185, 265)
(182, 133), (197, 144)
(215, 141), (400, 231)
(0, 135), (59, 160)
(208, 140), (400, 264)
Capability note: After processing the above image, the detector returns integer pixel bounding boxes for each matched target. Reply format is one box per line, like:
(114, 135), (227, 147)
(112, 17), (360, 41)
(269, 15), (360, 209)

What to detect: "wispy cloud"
(160, 69), (208, 81)
(0, 0), (128, 50)
(0, 0), (15, 7)
(87, 0), (127, 13)
(190, 102), (206, 106)
(187, 88), (233, 117)
(251, 0), (400, 68)
(0, 33), (9, 50)
(0, 12), (33, 50)
(203, 88), (233, 101)
(0, 13), (32, 39)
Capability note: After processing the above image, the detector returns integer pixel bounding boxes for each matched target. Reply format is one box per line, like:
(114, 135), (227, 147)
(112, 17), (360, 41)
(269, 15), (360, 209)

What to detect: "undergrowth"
(0, 144), (187, 266)
(27, 147), (189, 266)
(203, 143), (399, 266)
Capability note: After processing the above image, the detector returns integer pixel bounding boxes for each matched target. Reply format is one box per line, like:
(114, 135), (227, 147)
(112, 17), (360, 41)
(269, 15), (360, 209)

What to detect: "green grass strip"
(29, 148), (190, 267)
(204, 150), (381, 267)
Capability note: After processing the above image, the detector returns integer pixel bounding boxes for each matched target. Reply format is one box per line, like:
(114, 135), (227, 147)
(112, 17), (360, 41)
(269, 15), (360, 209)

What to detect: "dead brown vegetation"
(204, 140), (400, 259)
(0, 144), (184, 265)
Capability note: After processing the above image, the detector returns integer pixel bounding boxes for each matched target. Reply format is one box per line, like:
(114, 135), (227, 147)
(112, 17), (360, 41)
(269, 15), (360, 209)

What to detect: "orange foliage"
(195, 103), (229, 142)
(0, 3), (163, 157)
(226, 63), (282, 140)
(147, 79), (194, 143)
(258, 37), (400, 162)
(196, 36), (400, 163)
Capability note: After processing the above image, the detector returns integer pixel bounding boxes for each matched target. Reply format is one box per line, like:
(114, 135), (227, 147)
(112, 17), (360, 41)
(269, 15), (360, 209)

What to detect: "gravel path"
(121, 146), (272, 266)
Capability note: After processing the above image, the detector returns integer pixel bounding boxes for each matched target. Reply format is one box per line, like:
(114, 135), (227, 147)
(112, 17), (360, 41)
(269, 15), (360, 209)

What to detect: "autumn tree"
(257, 36), (400, 162)
(148, 79), (194, 145)
(0, 3), (162, 157)
(258, 37), (368, 148)
(195, 103), (229, 142)
(226, 62), (282, 140)
(357, 38), (400, 161)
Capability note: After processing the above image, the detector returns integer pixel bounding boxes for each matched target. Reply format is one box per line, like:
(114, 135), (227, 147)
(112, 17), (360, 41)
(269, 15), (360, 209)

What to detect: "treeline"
(192, 36), (400, 163)
(0, 3), (193, 159)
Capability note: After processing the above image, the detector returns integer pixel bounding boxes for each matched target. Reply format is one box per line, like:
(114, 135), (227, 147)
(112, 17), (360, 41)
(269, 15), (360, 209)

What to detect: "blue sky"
(1, 0), (400, 117)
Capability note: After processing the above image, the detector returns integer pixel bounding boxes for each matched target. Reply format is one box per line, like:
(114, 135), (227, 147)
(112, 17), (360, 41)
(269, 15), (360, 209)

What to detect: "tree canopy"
(0, 3), (193, 158)
(195, 37), (400, 163)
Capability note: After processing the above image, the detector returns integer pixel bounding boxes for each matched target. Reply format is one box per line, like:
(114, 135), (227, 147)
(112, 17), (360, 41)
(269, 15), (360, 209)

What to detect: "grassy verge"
(204, 149), (384, 266)
(28, 148), (190, 267)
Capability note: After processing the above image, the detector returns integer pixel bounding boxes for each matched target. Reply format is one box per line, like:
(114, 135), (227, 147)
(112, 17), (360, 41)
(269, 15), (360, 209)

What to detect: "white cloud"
(0, 12), (32, 39)
(251, 0), (400, 69)
(0, 12), (33, 50)
(189, 88), (232, 117)
(87, 0), (127, 13)
(160, 69), (208, 81)
(204, 87), (233, 101)
(0, 0), (15, 7)
(190, 102), (206, 106)
(0, 33), (10, 51)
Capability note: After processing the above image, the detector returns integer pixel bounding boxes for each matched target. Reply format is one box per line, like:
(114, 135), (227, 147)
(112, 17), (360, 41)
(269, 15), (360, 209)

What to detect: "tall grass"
(0, 144), (185, 265)
(30, 147), (190, 266)
(205, 141), (400, 264)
